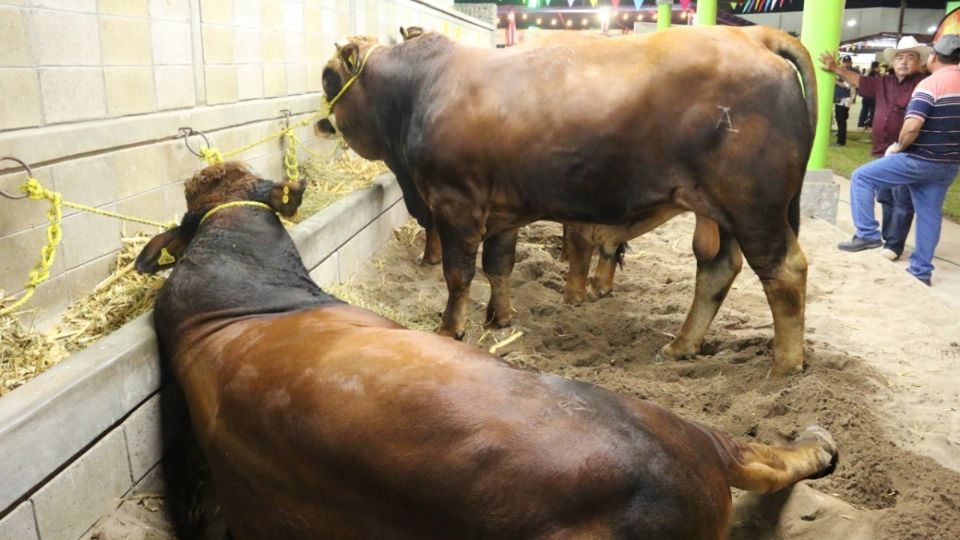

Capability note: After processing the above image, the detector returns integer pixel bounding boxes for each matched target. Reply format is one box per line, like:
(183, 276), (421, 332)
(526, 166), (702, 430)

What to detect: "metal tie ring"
(0, 156), (33, 200)
(178, 127), (212, 158)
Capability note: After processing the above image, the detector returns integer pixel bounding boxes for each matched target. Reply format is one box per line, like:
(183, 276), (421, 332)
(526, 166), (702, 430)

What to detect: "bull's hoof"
(588, 278), (613, 299)
(483, 312), (513, 330)
(562, 289), (586, 305)
(418, 255), (441, 266)
(769, 361), (804, 378)
(654, 343), (696, 364)
(798, 426), (839, 479)
(436, 327), (466, 341)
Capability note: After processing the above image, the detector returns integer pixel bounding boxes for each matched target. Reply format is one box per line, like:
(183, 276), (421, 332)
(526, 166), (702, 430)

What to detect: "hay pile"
(0, 233), (165, 395)
(1, 152), (389, 397)
(55, 234), (166, 353)
(296, 150), (389, 221)
(0, 298), (68, 397)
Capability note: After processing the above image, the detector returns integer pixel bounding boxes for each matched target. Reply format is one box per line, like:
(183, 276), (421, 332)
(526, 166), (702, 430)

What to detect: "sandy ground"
(86, 215), (960, 539)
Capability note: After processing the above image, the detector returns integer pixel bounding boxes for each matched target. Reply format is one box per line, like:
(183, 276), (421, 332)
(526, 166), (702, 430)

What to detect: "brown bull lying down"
(136, 162), (837, 539)
(320, 26), (817, 376)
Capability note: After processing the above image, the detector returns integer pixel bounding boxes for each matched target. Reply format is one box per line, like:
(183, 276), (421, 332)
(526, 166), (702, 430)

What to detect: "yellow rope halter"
(199, 201), (275, 226)
(319, 44), (385, 118)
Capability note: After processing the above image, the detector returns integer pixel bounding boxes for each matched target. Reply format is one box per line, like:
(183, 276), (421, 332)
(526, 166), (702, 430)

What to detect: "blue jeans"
(850, 153), (958, 280)
(876, 185), (913, 256)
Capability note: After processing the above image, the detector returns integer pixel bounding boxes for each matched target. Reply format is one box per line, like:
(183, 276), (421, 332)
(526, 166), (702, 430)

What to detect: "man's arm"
(890, 117), (924, 153)
(886, 118), (924, 155)
(818, 52), (862, 88)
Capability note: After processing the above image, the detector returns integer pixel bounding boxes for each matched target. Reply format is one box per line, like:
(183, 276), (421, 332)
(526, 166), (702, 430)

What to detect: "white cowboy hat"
(882, 36), (932, 64)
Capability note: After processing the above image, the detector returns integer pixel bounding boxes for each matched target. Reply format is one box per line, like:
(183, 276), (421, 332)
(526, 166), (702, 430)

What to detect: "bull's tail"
(704, 424), (838, 493)
(745, 26), (818, 142)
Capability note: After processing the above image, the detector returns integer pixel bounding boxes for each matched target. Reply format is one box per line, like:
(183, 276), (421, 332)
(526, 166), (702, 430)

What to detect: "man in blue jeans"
(821, 37), (929, 261)
(838, 34), (960, 286)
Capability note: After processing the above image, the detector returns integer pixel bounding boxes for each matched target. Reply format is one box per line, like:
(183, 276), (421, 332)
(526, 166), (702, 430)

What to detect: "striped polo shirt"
(904, 66), (960, 163)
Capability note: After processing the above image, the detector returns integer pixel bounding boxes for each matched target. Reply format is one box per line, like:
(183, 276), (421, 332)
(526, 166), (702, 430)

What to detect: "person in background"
(821, 37), (930, 261)
(831, 35), (960, 286)
(832, 55), (854, 146)
(858, 61), (880, 129)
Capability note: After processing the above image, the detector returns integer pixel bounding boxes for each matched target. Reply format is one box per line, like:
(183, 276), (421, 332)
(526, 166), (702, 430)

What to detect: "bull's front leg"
(482, 228), (519, 328)
(436, 221), (482, 340)
(590, 241), (625, 299)
(562, 225), (595, 305)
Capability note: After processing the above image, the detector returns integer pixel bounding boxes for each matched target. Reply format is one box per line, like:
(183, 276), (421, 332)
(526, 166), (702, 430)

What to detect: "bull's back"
(175, 306), (733, 538)
(418, 26), (809, 224)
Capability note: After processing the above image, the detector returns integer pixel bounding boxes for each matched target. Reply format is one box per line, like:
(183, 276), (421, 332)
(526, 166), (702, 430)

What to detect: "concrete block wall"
(0, 173), (410, 540)
(0, 0), (493, 325)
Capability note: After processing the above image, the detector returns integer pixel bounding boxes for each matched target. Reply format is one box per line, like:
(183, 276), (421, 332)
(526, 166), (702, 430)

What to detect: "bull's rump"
(177, 307), (730, 535)
(414, 26), (810, 225)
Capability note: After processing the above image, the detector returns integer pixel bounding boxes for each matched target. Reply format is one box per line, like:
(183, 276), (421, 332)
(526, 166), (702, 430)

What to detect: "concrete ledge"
(801, 169), (840, 225)
(0, 174), (408, 535)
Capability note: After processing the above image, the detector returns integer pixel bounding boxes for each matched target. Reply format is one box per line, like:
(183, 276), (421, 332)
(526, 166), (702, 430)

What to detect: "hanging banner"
(611, 0), (620, 8)
(569, 0), (577, 7)
(634, 0), (644, 9)
(679, 0), (691, 10)
(935, 7), (960, 41)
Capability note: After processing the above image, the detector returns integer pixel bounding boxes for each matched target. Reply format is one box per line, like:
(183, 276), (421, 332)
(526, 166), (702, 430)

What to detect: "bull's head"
(320, 36), (386, 160)
(134, 161), (306, 273)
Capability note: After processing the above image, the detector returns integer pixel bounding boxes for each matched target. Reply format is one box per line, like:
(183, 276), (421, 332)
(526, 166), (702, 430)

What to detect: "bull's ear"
(339, 43), (361, 75)
(135, 226), (191, 274)
(269, 179), (307, 217)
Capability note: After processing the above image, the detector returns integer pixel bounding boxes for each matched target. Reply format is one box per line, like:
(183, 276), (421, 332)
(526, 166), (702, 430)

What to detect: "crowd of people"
(821, 34), (960, 286)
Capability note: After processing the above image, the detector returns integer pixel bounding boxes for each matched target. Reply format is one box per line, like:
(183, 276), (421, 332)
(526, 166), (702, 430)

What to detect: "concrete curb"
(0, 173), (408, 539)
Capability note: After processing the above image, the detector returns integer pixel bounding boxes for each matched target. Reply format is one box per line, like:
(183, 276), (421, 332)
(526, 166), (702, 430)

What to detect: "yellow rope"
(197, 112), (324, 165)
(199, 147), (224, 165)
(319, 44), (384, 117)
(284, 129), (300, 182)
(293, 135), (346, 161)
(195, 44), (384, 166)
(199, 200), (274, 225)
(0, 178), (175, 316)
(61, 201), (176, 229)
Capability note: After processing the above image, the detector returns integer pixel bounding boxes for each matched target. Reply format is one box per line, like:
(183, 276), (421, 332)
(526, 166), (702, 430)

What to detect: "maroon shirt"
(856, 72), (926, 156)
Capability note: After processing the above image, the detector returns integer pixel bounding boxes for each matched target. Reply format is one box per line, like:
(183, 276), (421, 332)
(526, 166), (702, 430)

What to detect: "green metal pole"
(948, 1), (960, 14)
(800, 0), (844, 170)
(658, 0), (672, 30)
(695, 0), (717, 26)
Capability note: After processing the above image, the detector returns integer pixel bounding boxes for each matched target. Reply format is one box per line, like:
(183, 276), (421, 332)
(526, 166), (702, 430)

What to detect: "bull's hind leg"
(482, 228), (519, 328)
(436, 219), (483, 340)
(739, 229), (807, 376)
(420, 225), (442, 266)
(710, 425), (838, 493)
(658, 227), (742, 362)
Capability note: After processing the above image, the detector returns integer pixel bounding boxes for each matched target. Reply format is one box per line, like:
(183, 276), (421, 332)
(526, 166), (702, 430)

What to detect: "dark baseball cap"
(840, 55), (853, 63)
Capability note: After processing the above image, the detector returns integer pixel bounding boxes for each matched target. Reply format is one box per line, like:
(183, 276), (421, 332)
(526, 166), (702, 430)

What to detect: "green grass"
(825, 130), (960, 223)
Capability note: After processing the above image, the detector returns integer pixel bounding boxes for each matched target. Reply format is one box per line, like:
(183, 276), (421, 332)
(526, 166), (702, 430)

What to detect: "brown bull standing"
(137, 162), (837, 539)
(321, 26), (817, 376)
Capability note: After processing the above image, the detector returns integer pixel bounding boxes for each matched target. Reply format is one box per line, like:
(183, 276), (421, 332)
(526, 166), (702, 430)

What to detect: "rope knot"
(199, 147), (224, 165)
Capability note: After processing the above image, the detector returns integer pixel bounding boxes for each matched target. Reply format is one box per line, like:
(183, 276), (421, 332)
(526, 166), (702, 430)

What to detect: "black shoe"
(837, 236), (882, 252)
(911, 272), (931, 286)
